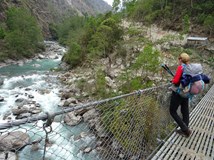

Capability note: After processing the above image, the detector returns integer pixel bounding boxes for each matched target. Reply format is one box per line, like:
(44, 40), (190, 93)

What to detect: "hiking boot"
(184, 129), (192, 137)
(176, 129), (185, 136)
(176, 129), (192, 138)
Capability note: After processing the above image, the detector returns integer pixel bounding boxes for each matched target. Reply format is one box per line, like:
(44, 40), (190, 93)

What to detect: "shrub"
(0, 27), (5, 39)
(103, 95), (161, 153)
(132, 44), (160, 77)
(63, 42), (82, 67)
(5, 7), (43, 57)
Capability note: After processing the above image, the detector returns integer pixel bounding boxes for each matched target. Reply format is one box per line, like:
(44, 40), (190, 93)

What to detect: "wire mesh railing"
(0, 83), (212, 160)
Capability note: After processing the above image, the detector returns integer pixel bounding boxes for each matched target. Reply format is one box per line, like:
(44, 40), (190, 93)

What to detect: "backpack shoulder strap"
(181, 63), (186, 68)
(181, 63), (186, 74)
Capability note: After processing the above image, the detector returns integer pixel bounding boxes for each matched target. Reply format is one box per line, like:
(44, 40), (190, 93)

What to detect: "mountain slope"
(0, 0), (111, 38)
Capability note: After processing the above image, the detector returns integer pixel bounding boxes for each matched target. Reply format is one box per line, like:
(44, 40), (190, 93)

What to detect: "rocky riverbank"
(0, 41), (66, 68)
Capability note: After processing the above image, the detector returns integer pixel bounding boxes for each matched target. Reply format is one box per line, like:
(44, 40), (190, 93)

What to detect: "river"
(0, 41), (98, 160)
(0, 41), (64, 119)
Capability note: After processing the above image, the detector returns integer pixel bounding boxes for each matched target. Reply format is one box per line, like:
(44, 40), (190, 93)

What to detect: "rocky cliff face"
(0, 0), (111, 38)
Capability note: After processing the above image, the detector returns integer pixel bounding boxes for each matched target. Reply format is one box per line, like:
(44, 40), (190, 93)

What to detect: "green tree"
(182, 14), (190, 34)
(204, 15), (214, 36)
(132, 44), (160, 78)
(113, 0), (121, 12)
(88, 17), (123, 58)
(57, 16), (86, 45)
(49, 23), (58, 40)
(0, 27), (5, 39)
(95, 69), (108, 98)
(5, 7), (43, 57)
(63, 42), (82, 67)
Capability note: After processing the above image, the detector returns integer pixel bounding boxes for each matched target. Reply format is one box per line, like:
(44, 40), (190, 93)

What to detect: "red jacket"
(172, 65), (183, 85)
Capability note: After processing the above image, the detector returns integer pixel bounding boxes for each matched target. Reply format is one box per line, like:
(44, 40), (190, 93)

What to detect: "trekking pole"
(164, 64), (174, 76)
(161, 64), (174, 77)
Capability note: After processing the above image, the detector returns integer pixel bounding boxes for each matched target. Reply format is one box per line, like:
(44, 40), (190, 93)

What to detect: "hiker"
(169, 53), (192, 137)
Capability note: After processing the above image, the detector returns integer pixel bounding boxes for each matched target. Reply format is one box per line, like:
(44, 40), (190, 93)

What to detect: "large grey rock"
(0, 131), (30, 151)
(82, 109), (100, 122)
(64, 112), (82, 126)
(15, 98), (28, 107)
(12, 104), (42, 117)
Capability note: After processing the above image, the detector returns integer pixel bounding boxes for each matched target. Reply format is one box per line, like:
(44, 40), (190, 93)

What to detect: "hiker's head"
(178, 53), (190, 64)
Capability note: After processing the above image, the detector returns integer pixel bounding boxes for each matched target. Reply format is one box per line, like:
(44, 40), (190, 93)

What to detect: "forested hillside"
(0, 0), (111, 61)
(121, 0), (214, 36)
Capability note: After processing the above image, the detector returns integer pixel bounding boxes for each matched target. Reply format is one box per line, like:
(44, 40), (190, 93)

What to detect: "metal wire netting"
(0, 83), (212, 160)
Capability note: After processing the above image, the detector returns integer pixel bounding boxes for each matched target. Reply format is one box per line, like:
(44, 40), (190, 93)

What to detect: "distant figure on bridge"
(169, 53), (192, 137)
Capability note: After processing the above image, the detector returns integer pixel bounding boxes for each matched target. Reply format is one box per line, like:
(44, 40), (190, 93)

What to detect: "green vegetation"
(100, 95), (162, 153)
(132, 45), (160, 76)
(59, 14), (123, 68)
(117, 44), (160, 93)
(115, 0), (214, 33)
(119, 72), (146, 93)
(0, 7), (43, 60)
(182, 14), (190, 34)
(94, 69), (108, 98)
(204, 15), (214, 36)
(56, 16), (86, 45)
(0, 27), (5, 39)
(63, 42), (82, 67)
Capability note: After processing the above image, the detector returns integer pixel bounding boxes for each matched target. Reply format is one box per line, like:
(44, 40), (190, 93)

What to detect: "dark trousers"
(169, 91), (189, 131)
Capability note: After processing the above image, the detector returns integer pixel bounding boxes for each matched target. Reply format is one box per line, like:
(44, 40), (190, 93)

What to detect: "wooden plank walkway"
(152, 85), (214, 160)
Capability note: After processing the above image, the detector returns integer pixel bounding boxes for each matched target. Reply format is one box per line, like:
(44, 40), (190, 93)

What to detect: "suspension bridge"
(151, 84), (214, 160)
(0, 83), (213, 160)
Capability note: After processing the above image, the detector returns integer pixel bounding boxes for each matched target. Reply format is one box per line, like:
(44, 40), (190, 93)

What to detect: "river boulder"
(64, 112), (82, 126)
(15, 98), (28, 107)
(0, 131), (30, 151)
(0, 96), (4, 102)
(0, 79), (4, 86)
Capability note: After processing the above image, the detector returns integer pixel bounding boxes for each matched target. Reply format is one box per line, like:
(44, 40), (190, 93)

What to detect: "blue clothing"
(181, 74), (210, 88)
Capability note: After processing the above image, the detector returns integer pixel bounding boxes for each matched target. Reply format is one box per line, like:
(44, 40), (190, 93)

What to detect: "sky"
(103, 0), (113, 6)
